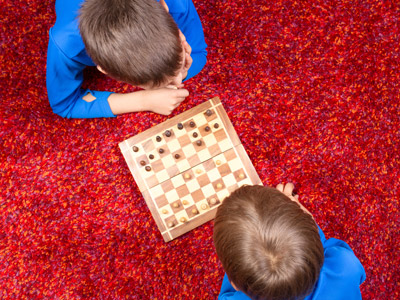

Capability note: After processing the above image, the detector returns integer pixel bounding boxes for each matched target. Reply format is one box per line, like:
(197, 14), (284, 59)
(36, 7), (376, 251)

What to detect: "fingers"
(276, 183), (284, 192)
(283, 183), (295, 196)
(183, 40), (192, 56)
(184, 52), (193, 70)
(276, 183), (296, 197)
(179, 29), (186, 43)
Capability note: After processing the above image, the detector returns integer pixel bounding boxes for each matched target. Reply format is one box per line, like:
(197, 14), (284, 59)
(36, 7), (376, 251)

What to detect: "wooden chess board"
(119, 97), (262, 242)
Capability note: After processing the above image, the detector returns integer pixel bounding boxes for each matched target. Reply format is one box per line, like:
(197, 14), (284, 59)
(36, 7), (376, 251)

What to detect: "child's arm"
(108, 88), (189, 116)
(46, 35), (116, 119)
(47, 33), (188, 118)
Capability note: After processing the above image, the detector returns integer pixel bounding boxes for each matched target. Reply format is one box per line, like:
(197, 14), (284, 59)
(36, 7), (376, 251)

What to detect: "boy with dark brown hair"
(213, 183), (366, 300)
(46, 0), (207, 118)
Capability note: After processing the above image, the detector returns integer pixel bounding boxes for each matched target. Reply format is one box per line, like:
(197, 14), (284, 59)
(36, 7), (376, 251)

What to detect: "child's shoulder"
(308, 237), (366, 300)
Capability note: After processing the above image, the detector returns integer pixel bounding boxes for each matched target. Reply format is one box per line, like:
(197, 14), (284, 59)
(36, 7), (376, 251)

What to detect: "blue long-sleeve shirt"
(218, 226), (366, 300)
(46, 0), (207, 119)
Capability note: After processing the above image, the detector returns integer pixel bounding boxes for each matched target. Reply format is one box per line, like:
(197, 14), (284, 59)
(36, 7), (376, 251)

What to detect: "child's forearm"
(107, 88), (189, 116)
(108, 91), (147, 115)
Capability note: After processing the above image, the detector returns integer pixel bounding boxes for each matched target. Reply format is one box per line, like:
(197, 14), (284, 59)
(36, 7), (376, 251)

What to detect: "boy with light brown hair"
(213, 183), (366, 300)
(47, 0), (207, 118)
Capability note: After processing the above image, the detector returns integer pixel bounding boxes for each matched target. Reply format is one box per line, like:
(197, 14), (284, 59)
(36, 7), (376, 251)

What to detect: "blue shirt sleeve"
(307, 235), (366, 300)
(46, 16), (116, 118)
(218, 274), (251, 300)
(166, 0), (207, 80)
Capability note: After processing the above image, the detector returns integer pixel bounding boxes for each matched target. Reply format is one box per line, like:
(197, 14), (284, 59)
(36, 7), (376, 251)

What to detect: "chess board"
(119, 97), (262, 242)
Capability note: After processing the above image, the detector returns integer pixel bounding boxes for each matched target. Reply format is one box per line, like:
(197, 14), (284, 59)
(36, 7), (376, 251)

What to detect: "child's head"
(79, 0), (183, 88)
(213, 185), (324, 300)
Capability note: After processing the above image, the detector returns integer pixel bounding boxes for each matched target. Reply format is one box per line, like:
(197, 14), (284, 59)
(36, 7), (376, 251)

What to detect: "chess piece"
(189, 121), (195, 127)
(174, 154), (180, 159)
(214, 123), (219, 129)
(159, 148), (164, 154)
(145, 166), (151, 172)
(205, 109), (212, 116)
(149, 154), (154, 160)
(196, 140), (202, 146)
(140, 160), (146, 166)
(165, 130), (171, 137)
(193, 132), (198, 138)
(132, 146), (139, 152)
(167, 222), (175, 228)
(177, 123), (183, 130)
(156, 136), (162, 142)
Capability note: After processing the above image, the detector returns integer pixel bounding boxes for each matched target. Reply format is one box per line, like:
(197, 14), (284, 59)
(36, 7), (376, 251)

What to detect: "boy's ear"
(160, 0), (169, 12)
(231, 281), (239, 291)
(96, 65), (107, 75)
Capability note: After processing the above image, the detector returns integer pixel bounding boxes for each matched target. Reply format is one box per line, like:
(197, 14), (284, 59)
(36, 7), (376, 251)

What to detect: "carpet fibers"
(1, 0), (399, 299)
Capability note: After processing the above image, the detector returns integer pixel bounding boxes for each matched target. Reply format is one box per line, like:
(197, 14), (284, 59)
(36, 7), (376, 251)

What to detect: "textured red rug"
(1, 0), (399, 299)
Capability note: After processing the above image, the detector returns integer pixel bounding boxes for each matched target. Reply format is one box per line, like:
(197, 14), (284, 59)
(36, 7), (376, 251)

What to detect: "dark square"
(197, 174), (211, 186)
(218, 163), (231, 177)
(191, 189), (205, 202)
(186, 205), (200, 218)
(178, 135), (191, 147)
(151, 160), (165, 173)
(166, 164), (179, 178)
(203, 159), (216, 172)
(176, 185), (190, 198)
(161, 181), (174, 193)
(214, 128), (228, 142)
(171, 200), (184, 213)
(155, 195), (168, 208)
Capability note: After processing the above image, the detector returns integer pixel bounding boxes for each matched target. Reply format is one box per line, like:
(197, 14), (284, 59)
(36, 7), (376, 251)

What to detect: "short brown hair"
(213, 185), (324, 300)
(79, 0), (182, 86)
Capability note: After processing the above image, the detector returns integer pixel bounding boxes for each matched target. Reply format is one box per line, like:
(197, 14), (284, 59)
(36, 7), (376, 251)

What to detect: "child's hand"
(179, 30), (193, 80)
(142, 87), (189, 115)
(276, 183), (299, 201)
(276, 183), (313, 217)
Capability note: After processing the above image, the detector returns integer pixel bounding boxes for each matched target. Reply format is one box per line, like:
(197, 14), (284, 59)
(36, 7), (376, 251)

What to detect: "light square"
(207, 168), (221, 182)
(182, 144), (196, 157)
(156, 169), (170, 183)
(177, 159), (191, 172)
(171, 175), (185, 188)
(201, 184), (215, 197)
(204, 134), (218, 147)
(149, 185), (164, 198)
(167, 139), (181, 153)
(186, 180), (201, 193)
(197, 148), (212, 162)
(165, 189), (179, 202)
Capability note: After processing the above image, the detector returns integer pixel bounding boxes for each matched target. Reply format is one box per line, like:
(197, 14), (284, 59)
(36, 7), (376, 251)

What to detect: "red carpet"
(1, 0), (399, 299)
